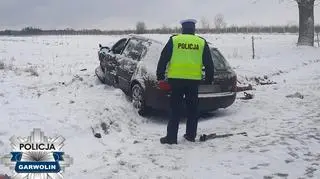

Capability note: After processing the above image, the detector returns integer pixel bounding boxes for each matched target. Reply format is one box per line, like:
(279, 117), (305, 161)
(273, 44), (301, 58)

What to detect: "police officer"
(156, 19), (214, 144)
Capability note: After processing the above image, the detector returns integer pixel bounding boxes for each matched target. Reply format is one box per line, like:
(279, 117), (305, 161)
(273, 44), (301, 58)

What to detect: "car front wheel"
(131, 84), (149, 116)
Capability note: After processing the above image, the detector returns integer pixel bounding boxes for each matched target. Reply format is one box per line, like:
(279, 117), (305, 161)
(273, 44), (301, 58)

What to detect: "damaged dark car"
(95, 35), (237, 116)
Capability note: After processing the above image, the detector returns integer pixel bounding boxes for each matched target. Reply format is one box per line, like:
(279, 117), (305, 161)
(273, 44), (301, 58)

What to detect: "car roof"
(128, 34), (217, 50)
(128, 34), (163, 45)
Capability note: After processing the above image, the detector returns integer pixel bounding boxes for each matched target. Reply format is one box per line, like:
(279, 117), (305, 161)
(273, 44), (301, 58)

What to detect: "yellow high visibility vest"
(167, 34), (205, 80)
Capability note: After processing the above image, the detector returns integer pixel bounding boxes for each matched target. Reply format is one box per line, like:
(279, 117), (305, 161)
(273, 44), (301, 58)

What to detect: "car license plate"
(199, 85), (221, 93)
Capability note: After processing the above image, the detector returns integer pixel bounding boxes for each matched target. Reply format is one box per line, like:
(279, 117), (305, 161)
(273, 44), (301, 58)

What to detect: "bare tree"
(136, 21), (146, 34)
(161, 24), (170, 34)
(252, 0), (316, 46)
(201, 17), (210, 29)
(296, 0), (315, 46)
(214, 14), (227, 31)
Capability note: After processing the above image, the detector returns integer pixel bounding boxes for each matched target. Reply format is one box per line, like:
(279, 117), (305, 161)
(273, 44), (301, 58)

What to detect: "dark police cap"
(180, 19), (197, 28)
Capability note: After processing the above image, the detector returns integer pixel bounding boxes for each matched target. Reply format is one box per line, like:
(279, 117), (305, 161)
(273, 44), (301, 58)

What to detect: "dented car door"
(116, 38), (147, 92)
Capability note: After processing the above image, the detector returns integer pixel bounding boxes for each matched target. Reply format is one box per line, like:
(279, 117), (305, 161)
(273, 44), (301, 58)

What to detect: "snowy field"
(0, 34), (319, 179)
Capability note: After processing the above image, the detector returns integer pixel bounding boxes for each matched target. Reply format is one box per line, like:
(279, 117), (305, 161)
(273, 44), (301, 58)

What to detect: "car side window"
(111, 38), (127, 54)
(210, 49), (231, 70)
(122, 39), (147, 61)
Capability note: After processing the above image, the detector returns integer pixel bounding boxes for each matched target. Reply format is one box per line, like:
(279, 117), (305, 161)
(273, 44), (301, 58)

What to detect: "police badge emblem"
(1, 129), (73, 179)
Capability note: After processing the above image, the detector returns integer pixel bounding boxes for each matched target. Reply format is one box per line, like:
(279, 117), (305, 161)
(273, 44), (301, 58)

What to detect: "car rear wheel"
(131, 84), (149, 116)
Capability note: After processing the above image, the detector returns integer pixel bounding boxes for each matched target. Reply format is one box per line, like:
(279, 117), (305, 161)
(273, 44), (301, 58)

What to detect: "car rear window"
(210, 48), (231, 70)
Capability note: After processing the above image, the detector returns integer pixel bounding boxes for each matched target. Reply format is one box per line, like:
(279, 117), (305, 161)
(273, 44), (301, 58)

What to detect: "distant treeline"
(1, 26), (320, 36)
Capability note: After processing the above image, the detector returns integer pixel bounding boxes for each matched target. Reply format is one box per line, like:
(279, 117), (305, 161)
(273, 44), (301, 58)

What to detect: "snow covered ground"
(0, 34), (319, 179)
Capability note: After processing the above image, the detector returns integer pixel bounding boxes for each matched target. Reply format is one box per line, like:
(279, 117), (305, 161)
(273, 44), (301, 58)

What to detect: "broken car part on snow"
(199, 132), (248, 142)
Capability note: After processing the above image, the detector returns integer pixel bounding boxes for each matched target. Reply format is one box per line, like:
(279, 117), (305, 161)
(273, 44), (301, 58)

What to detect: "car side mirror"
(99, 44), (111, 51)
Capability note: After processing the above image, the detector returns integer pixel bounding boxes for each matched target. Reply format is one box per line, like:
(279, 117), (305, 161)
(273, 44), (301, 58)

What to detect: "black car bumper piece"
(145, 89), (236, 112)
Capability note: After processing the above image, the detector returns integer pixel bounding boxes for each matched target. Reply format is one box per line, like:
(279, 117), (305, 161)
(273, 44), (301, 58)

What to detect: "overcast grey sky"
(0, 0), (319, 30)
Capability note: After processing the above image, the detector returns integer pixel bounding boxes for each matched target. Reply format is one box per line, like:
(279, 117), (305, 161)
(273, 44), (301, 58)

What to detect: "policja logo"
(1, 129), (73, 179)
(177, 43), (200, 50)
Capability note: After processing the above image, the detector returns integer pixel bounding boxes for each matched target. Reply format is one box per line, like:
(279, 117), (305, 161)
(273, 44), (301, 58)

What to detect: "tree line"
(0, 25), (319, 36)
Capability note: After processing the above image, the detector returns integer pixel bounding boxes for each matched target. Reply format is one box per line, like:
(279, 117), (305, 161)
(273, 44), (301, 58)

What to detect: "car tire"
(131, 83), (149, 116)
(95, 66), (107, 84)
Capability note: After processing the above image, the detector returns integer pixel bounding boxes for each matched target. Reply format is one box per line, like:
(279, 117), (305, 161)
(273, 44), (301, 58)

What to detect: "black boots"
(183, 134), (195, 142)
(160, 134), (196, 144)
(160, 136), (177, 144)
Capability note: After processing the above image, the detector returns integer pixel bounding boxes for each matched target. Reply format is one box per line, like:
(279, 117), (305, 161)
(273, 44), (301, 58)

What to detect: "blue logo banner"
(11, 152), (64, 173)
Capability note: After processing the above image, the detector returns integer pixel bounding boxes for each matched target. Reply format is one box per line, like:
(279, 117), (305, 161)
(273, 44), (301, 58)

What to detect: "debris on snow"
(260, 81), (277, 85)
(94, 133), (102, 139)
(286, 92), (304, 99)
(273, 173), (289, 178)
(71, 75), (84, 82)
(0, 62), (40, 77)
(0, 61), (15, 71)
(250, 166), (259, 170)
(58, 75), (84, 87)
(285, 159), (294, 164)
(115, 149), (122, 157)
(236, 84), (253, 92)
(240, 75), (277, 86)
(0, 61), (5, 70)
(239, 92), (254, 100)
(100, 122), (109, 134)
(119, 160), (126, 166)
(91, 127), (102, 138)
(253, 76), (277, 85)
(24, 66), (39, 77)
(263, 176), (273, 179)
(48, 87), (57, 92)
(305, 167), (317, 178)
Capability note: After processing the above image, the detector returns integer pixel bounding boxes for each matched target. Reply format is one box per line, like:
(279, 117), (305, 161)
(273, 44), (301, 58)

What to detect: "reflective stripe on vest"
(167, 34), (205, 80)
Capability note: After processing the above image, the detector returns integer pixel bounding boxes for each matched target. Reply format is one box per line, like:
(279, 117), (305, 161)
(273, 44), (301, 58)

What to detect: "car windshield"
(210, 48), (231, 70)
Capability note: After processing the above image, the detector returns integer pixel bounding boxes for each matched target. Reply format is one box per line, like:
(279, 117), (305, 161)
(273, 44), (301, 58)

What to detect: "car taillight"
(158, 81), (171, 91)
(231, 76), (237, 92)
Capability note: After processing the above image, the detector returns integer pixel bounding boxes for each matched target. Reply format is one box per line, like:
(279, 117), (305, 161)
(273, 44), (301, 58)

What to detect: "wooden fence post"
(252, 36), (255, 59)
(317, 32), (320, 47)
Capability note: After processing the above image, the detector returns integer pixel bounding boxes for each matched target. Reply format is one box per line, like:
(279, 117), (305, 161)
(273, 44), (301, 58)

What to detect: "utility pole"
(252, 36), (255, 59)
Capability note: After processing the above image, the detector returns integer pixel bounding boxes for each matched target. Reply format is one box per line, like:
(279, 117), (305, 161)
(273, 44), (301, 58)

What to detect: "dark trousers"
(166, 79), (199, 140)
